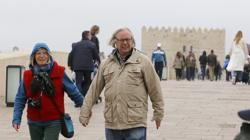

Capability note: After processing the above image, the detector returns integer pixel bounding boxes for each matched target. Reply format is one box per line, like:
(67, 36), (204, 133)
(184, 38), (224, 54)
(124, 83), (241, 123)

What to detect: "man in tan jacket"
(79, 27), (164, 140)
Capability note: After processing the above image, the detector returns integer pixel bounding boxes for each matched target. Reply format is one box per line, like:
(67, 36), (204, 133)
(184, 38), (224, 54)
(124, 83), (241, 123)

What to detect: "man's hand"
(82, 122), (88, 127)
(155, 120), (161, 129)
(151, 117), (162, 129)
(80, 111), (92, 127)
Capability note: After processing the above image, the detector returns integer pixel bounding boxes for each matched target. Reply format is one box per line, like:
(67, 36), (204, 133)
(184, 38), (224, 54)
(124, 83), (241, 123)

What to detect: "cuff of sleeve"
(152, 115), (163, 122)
(12, 120), (21, 126)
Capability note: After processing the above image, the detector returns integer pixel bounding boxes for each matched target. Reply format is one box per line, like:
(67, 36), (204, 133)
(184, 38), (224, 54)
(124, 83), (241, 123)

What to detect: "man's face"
(115, 30), (133, 57)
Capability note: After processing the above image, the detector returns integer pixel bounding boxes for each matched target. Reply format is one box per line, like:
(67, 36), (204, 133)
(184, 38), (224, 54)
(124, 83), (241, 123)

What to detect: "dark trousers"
(175, 68), (182, 80)
(75, 70), (92, 97)
(181, 68), (186, 79)
(29, 124), (61, 140)
(200, 65), (206, 80)
(226, 70), (231, 81)
(215, 74), (221, 81)
(186, 67), (195, 81)
(232, 71), (243, 82)
(154, 61), (164, 80)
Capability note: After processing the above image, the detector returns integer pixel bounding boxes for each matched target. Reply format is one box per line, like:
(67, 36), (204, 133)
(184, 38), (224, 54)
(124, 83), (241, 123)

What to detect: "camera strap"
(47, 96), (64, 118)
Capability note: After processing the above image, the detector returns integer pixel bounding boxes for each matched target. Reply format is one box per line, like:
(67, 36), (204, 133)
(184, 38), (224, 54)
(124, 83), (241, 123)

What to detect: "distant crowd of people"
(171, 49), (223, 81)
(152, 30), (250, 85)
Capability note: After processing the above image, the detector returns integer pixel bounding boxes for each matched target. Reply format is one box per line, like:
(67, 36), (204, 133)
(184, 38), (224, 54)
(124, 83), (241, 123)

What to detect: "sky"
(0, 0), (250, 55)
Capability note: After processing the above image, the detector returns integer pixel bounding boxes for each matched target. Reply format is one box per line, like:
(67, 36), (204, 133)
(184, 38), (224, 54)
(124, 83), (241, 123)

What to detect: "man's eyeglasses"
(116, 38), (132, 43)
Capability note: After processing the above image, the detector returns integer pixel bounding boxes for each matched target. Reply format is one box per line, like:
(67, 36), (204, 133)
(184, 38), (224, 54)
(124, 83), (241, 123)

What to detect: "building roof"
(0, 51), (29, 60)
(0, 50), (68, 60)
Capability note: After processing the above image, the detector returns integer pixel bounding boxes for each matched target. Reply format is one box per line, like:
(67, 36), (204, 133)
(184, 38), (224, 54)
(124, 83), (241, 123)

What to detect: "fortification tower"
(141, 26), (225, 80)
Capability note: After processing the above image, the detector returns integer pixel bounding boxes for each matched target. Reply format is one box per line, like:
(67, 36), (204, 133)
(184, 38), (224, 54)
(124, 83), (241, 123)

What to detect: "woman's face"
(35, 48), (49, 66)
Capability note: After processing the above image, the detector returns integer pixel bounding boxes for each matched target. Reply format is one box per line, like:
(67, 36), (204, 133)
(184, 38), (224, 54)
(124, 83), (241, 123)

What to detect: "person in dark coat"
(199, 51), (208, 80)
(234, 110), (250, 140)
(214, 61), (222, 81)
(68, 31), (100, 97)
(207, 50), (217, 81)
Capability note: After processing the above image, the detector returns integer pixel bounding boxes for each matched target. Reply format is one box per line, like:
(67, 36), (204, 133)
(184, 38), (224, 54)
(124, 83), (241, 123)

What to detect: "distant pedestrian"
(207, 50), (217, 81)
(68, 30), (100, 97)
(199, 51), (208, 80)
(151, 43), (167, 80)
(214, 61), (222, 81)
(90, 25), (100, 54)
(186, 51), (196, 81)
(181, 45), (188, 79)
(173, 51), (185, 80)
(90, 25), (102, 103)
(226, 30), (250, 85)
(223, 55), (231, 81)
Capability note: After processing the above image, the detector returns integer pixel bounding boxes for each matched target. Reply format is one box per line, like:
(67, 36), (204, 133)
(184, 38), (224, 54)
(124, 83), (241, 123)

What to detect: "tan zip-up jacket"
(79, 49), (164, 130)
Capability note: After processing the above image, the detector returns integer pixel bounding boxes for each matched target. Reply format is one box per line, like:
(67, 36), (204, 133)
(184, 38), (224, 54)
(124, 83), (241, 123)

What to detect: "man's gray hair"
(108, 27), (136, 48)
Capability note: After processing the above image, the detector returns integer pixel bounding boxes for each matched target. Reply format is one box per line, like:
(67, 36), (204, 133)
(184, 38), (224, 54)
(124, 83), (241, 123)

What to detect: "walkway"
(1, 80), (250, 140)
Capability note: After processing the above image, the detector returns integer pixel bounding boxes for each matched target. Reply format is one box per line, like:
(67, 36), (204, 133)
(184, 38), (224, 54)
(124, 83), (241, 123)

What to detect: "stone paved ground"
(1, 80), (250, 140)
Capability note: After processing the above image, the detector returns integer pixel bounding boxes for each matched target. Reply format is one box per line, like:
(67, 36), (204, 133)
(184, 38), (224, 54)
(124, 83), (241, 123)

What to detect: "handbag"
(48, 97), (74, 138)
(61, 113), (74, 138)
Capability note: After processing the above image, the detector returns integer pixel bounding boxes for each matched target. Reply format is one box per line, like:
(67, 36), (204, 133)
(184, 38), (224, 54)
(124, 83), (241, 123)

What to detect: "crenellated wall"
(141, 26), (225, 80)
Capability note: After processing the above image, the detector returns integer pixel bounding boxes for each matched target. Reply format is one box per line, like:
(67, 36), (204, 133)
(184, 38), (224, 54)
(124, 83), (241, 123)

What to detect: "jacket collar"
(109, 48), (141, 64)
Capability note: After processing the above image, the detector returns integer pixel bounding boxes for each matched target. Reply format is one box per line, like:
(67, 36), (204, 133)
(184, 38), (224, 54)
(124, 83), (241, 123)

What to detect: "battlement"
(142, 26), (225, 34)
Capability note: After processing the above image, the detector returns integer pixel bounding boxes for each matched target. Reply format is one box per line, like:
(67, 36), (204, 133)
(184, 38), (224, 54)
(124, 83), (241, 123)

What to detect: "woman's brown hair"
(234, 30), (243, 44)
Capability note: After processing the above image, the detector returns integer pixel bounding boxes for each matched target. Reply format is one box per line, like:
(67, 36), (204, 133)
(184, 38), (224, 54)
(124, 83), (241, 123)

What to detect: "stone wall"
(0, 51), (70, 99)
(141, 26), (225, 80)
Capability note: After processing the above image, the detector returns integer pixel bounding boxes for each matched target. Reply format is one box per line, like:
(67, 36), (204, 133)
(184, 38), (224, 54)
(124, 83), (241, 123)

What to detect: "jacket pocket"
(127, 101), (143, 122)
(104, 102), (113, 123)
(127, 68), (141, 86)
(103, 69), (115, 84)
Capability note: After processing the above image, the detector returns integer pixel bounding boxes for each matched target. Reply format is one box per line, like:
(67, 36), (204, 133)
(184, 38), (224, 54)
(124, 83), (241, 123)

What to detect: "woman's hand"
(13, 124), (20, 132)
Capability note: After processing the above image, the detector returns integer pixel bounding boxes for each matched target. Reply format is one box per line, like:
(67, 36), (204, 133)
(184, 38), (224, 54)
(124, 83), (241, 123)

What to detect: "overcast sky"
(0, 0), (249, 54)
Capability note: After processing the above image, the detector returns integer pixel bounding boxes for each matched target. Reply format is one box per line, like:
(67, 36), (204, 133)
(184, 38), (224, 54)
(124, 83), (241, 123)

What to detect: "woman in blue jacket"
(12, 43), (83, 140)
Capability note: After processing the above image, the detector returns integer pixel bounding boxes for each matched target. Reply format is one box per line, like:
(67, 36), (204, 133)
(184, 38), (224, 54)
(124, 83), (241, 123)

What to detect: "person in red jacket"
(12, 43), (83, 140)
